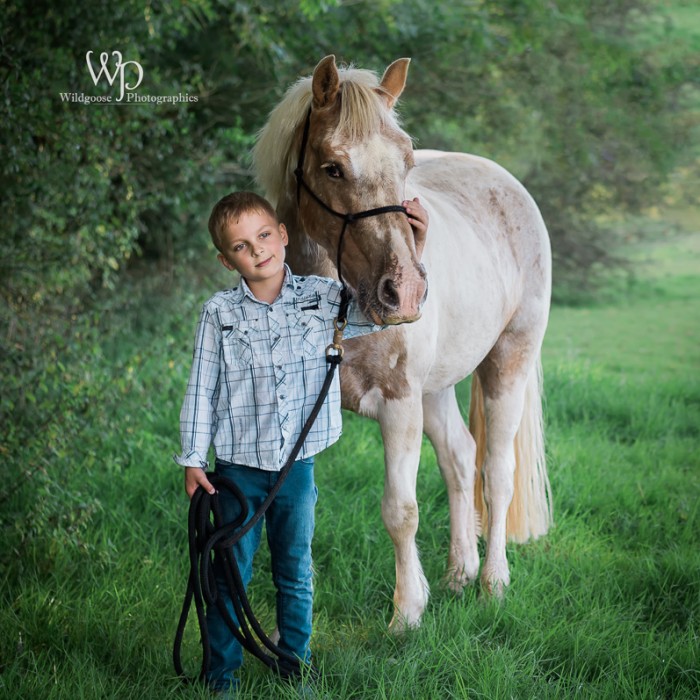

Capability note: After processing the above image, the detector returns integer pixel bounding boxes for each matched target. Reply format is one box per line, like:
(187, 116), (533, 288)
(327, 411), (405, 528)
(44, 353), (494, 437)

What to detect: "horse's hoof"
(442, 566), (477, 594)
(388, 610), (421, 634)
(480, 569), (510, 599)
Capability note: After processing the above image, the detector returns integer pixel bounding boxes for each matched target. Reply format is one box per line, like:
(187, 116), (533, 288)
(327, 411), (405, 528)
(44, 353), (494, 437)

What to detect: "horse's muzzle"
(375, 265), (427, 325)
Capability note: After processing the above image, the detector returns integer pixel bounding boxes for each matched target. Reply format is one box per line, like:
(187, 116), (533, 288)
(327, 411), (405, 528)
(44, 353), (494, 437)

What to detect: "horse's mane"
(253, 66), (402, 208)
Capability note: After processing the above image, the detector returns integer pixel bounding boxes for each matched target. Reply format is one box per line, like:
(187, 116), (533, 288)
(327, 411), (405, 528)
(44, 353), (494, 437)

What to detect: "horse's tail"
(470, 358), (552, 542)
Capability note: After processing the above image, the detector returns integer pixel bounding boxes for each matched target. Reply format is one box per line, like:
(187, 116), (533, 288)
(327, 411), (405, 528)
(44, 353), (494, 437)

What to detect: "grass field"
(1, 224), (699, 699)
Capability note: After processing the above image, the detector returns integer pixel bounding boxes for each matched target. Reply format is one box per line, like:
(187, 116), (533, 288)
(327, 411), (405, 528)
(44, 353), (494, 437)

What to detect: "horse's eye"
(323, 163), (343, 179)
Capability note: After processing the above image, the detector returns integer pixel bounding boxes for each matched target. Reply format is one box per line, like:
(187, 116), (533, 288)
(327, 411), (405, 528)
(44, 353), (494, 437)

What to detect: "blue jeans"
(206, 458), (317, 690)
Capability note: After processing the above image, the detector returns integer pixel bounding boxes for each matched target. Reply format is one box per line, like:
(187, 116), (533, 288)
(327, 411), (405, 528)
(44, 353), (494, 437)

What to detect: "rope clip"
(326, 317), (347, 360)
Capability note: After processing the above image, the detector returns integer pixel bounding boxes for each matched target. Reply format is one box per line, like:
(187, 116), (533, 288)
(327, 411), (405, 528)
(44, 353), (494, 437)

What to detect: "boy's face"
(217, 210), (288, 285)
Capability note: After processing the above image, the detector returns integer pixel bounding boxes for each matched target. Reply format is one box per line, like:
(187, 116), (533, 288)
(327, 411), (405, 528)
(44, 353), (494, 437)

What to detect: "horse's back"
(412, 149), (522, 188)
(411, 149), (545, 226)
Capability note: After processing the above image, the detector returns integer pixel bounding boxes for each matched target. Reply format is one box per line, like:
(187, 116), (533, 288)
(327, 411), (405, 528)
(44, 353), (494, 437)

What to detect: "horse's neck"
(278, 199), (337, 279)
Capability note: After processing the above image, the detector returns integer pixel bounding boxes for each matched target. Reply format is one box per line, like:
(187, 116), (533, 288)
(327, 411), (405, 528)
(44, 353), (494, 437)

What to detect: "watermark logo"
(58, 50), (198, 106)
(85, 51), (143, 102)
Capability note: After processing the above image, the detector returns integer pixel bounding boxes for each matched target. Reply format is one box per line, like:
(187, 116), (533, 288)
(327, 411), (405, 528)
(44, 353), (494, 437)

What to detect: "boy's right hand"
(185, 467), (216, 499)
(403, 197), (428, 260)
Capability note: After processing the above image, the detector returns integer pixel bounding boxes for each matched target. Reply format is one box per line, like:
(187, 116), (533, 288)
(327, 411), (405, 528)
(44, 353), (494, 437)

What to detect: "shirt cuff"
(173, 451), (209, 468)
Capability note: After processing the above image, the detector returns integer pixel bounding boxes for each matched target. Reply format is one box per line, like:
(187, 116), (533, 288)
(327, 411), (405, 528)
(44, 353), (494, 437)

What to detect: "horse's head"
(255, 55), (427, 325)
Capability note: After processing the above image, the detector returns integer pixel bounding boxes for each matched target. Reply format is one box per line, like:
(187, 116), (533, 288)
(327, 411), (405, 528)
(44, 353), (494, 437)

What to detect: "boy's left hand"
(403, 197), (428, 260)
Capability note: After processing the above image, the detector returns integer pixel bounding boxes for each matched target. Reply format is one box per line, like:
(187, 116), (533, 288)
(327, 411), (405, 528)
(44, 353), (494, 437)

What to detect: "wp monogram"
(85, 51), (143, 102)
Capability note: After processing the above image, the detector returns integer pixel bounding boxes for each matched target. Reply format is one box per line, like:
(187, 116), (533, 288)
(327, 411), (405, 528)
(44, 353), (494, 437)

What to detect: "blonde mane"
(253, 66), (402, 208)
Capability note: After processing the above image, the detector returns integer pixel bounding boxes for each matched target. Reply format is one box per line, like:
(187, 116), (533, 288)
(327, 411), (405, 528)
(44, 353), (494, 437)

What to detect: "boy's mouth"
(255, 257), (273, 268)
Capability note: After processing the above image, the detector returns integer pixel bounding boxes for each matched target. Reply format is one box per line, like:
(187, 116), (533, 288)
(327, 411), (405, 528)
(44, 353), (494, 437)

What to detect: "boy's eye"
(233, 244), (245, 252)
(260, 231), (270, 239)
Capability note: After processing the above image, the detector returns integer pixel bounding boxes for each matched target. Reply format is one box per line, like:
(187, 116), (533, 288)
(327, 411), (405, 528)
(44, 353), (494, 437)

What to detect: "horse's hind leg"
(477, 331), (541, 596)
(378, 393), (429, 631)
(422, 387), (480, 591)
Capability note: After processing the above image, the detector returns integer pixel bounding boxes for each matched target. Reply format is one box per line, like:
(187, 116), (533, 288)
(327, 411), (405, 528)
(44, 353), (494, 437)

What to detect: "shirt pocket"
(221, 321), (258, 367)
(290, 311), (328, 360)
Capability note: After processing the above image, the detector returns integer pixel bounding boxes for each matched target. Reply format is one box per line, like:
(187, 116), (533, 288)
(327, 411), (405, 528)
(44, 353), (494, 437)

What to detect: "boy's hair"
(208, 191), (278, 252)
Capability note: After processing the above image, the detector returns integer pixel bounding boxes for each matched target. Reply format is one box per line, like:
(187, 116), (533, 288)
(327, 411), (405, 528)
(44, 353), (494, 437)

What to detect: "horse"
(253, 55), (552, 631)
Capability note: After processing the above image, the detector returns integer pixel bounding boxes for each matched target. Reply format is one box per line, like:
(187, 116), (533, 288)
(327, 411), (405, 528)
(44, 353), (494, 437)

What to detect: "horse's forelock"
(336, 78), (387, 142)
(253, 66), (401, 208)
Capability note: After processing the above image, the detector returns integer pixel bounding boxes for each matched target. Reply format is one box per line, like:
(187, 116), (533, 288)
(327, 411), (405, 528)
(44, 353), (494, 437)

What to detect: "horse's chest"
(339, 329), (411, 415)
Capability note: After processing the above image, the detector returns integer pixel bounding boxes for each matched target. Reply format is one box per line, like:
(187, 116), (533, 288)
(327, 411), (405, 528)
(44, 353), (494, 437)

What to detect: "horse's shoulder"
(341, 326), (413, 413)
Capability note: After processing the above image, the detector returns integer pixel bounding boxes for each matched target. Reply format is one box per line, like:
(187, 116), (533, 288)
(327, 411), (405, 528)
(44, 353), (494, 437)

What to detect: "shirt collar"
(234, 264), (295, 305)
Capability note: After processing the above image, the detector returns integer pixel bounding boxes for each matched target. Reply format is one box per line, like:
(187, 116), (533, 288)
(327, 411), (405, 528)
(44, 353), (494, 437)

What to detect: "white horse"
(253, 55), (552, 630)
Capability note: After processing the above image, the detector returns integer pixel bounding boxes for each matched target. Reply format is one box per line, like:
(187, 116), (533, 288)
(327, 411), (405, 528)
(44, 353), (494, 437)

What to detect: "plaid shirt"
(174, 265), (382, 471)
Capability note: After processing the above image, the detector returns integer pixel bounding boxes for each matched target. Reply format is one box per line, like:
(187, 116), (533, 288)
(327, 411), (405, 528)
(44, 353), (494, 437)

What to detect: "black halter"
(293, 107), (408, 321)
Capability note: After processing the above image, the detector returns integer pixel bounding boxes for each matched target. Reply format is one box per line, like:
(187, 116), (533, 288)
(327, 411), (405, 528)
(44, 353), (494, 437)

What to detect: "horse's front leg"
(378, 394), (428, 631)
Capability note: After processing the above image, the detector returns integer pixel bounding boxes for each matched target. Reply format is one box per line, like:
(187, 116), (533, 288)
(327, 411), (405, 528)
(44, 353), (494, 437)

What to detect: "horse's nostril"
(378, 277), (400, 310)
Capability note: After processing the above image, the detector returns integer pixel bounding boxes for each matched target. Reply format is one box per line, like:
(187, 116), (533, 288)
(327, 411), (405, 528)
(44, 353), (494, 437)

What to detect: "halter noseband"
(293, 107), (408, 322)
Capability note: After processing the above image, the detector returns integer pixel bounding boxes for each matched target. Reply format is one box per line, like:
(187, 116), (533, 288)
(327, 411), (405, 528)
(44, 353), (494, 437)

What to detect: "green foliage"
(1, 0), (251, 342)
(2, 0), (697, 574)
(2, 1), (696, 319)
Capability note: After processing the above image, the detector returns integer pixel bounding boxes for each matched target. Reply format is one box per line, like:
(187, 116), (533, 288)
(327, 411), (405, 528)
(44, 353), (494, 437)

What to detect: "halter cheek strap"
(293, 107), (408, 322)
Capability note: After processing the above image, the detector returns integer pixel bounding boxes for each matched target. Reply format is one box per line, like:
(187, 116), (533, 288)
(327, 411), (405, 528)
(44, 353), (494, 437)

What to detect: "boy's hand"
(403, 197), (428, 260)
(185, 467), (216, 499)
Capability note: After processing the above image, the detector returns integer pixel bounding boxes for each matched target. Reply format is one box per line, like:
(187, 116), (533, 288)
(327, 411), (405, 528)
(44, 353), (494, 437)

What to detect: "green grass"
(2, 226), (699, 699)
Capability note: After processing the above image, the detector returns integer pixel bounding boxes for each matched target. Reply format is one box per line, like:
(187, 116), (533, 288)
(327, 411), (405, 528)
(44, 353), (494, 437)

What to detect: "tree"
(1, 0), (694, 336)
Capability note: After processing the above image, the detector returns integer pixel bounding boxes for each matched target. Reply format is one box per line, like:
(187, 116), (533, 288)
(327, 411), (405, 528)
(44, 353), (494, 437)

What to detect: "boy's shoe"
(208, 679), (240, 699)
(294, 680), (317, 699)
(294, 679), (334, 700)
(212, 691), (237, 700)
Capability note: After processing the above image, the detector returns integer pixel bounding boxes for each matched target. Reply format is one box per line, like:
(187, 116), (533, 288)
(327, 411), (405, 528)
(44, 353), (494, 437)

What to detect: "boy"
(174, 191), (428, 694)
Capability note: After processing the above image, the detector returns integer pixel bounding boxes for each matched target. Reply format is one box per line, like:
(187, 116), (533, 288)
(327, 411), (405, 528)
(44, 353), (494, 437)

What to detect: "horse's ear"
(377, 58), (411, 109)
(312, 55), (340, 109)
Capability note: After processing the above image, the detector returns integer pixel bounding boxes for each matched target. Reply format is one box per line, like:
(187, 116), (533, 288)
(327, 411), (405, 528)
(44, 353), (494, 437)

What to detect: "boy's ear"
(217, 252), (236, 271)
(279, 223), (288, 246)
